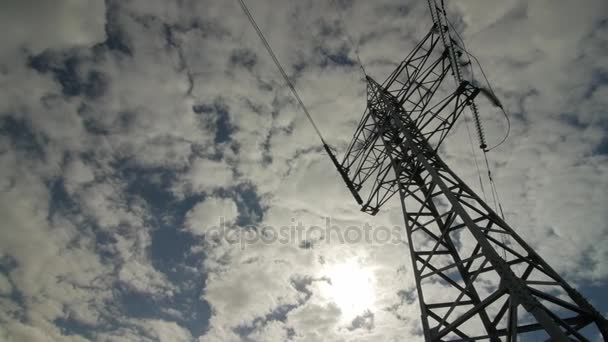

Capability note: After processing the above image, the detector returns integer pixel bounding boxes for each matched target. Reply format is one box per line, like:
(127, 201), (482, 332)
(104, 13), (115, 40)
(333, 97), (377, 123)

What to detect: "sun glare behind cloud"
(319, 259), (376, 322)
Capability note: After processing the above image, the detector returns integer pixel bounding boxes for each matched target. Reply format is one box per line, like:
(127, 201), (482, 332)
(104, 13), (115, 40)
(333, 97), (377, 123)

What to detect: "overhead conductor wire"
(236, 0), (327, 144)
(236, 0), (364, 205)
(442, 8), (513, 263)
(451, 28), (508, 220)
(445, 16), (511, 152)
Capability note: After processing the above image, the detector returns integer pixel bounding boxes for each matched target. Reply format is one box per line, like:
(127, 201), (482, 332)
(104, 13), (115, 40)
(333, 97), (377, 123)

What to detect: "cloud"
(0, 0), (106, 56)
(0, 273), (12, 295)
(173, 159), (235, 197)
(64, 158), (96, 193)
(0, 0), (606, 340)
(133, 319), (193, 342)
(185, 196), (239, 235)
(93, 318), (192, 342)
(0, 148), (113, 339)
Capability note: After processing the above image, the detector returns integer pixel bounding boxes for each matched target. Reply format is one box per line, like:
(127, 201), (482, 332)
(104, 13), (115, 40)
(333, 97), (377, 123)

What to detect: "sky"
(0, 0), (607, 341)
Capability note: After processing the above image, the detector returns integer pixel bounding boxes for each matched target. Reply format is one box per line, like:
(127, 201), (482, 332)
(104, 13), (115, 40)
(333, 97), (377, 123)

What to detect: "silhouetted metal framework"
(337, 21), (608, 342)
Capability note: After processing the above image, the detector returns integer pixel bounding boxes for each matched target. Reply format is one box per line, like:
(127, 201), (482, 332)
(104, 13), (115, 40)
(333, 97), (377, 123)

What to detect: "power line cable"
(442, 10), (510, 261)
(463, 113), (489, 205)
(444, 17), (508, 219)
(236, 0), (364, 205)
(445, 16), (511, 152)
(236, 0), (327, 145)
(483, 153), (506, 220)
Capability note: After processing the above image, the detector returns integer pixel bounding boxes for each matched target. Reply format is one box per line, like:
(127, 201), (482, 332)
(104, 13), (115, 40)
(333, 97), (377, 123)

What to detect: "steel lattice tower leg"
(338, 25), (608, 341)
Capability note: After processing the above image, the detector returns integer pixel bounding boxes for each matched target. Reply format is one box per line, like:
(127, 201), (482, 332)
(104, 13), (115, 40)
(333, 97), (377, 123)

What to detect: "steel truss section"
(341, 25), (608, 341)
(368, 74), (607, 341)
(338, 21), (607, 342)
(337, 5), (607, 340)
(341, 25), (471, 215)
(341, 73), (608, 341)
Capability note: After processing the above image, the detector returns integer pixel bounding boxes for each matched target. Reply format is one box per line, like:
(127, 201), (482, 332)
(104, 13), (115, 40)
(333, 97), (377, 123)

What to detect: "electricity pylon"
(333, 4), (608, 341)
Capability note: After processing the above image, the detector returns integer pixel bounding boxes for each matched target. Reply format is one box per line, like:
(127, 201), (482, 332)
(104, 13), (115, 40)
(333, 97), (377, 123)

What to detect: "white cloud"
(0, 0), (106, 56)
(0, 0), (606, 340)
(118, 259), (174, 296)
(135, 319), (193, 342)
(0, 273), (12, 295)
(173, 159), (235, 197)
(93, 319), (192, 342)
(64, 158), (96, 193)
(204, 258), (303, 327)
(79, 181), (143, 229)
(247, 320), (290, 342)
(0, 148), (113, 339)
(185, 196), (238, 236)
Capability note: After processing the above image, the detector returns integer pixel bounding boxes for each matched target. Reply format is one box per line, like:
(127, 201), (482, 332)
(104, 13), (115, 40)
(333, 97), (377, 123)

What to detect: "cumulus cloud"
(0, 0), (106, 56)
(185, 196), (239, 235)
(0, 0), (606, 340)
(64, 158), (96, 193)
(0, 273), (12, 295)
(173, 159), (235, 197)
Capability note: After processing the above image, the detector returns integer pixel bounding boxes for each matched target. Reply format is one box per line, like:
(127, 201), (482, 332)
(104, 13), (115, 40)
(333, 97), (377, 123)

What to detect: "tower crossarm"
(340, 25), (477, 214)
(427, 0), (489, 149)
(340, 78), (478, 215)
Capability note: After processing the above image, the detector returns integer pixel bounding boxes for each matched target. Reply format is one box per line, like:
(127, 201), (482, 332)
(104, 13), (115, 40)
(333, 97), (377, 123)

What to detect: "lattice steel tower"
(331, 1), (608, 341)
